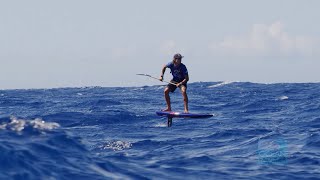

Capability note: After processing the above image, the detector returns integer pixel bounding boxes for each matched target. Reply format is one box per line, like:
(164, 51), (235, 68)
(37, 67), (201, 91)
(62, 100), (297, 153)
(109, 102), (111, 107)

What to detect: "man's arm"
(160, 65), (167, 81)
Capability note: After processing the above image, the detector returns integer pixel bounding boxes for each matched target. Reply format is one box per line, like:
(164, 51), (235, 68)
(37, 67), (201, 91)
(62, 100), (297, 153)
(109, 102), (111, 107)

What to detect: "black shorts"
(167, 81), (187, 93)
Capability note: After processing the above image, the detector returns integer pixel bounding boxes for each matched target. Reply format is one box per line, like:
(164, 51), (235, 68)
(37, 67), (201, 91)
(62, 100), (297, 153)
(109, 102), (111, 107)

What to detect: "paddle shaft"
(136, 74), (177, 86)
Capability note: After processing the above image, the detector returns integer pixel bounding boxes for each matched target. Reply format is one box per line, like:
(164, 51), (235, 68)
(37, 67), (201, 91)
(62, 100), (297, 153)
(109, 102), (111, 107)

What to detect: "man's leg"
(163, 87), (171, 111)
(180, 85), (188, 113)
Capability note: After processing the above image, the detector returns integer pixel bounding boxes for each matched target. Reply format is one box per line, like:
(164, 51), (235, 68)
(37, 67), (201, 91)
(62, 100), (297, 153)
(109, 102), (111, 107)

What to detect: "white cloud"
(209, 21), (319, 57)
(160, 40), (177, 55)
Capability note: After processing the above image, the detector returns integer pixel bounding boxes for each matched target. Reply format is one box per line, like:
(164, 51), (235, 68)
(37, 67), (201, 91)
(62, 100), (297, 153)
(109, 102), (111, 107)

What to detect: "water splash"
(0, 116), (60, 132)
(102, 140), (132, 151)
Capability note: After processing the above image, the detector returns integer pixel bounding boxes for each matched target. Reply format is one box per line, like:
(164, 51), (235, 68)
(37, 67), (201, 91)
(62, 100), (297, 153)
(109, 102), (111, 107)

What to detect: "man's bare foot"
(162, 108), (171, 112)
(184, 110), (189, 113)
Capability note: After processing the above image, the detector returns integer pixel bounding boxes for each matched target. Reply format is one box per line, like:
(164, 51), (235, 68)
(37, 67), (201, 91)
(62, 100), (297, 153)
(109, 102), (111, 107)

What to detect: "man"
(159, 53), (189, 113)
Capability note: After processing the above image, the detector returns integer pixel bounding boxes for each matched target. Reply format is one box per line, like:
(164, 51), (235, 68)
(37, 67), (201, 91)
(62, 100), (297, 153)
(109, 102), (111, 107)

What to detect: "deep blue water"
(0, 82), (319, 179)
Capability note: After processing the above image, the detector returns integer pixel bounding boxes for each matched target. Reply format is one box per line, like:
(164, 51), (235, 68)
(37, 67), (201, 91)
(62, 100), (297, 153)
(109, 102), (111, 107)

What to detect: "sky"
(0, 0), (319, 89)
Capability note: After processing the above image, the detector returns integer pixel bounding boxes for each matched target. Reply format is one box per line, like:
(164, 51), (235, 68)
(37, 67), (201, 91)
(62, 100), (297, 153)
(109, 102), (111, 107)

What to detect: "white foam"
(133, 87), (145, 91)
(7, 117), (26, 132)
(103, 140), (132, 151)
(30, 118), (60, 130)
(0, 116), (60, 132)
(208, 81), (233, 88)
(153, 123), (167, 128)
(279, 96), (289, 100)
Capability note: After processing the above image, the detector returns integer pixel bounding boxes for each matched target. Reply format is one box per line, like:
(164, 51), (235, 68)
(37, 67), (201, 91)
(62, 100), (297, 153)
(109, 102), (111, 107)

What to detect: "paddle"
(136, 74), (177, 85)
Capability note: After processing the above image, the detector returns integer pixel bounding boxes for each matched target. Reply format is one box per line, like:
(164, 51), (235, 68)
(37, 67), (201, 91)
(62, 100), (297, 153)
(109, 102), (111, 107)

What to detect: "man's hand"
(159, 76), (163, 81)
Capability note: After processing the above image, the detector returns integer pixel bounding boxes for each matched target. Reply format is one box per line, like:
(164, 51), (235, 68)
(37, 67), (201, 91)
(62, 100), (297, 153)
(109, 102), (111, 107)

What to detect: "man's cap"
(173, 53), (184, 59)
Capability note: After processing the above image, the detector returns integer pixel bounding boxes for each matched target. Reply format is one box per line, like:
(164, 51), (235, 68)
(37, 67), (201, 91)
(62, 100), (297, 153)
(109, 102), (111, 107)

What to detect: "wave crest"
(0, 116), (60, 133)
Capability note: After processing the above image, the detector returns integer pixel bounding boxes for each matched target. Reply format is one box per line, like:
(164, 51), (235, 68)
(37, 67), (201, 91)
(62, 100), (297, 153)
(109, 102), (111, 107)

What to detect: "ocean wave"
(0, 82), (319, 179)
(0, 116), (60, 133)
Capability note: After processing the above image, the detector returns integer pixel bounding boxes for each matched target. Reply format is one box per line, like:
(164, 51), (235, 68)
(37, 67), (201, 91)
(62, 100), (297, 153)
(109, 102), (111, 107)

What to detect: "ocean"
(0, 82), (319, 179)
